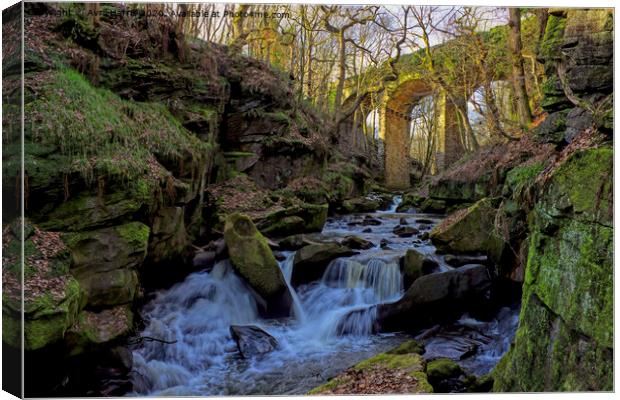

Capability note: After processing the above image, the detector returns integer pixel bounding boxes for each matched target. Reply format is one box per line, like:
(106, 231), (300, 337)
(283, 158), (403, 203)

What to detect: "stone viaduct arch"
(341, 80), (466, 189)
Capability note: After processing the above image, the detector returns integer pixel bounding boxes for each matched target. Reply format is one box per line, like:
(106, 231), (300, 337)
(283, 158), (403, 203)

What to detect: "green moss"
(426, 358), (463, 384)
(223, 213), (287, 299)
(307, 376), (347, 394)
(493, 147), (613, 392)
(23, 68), (207, 189)
(539, 15), (567, 61)
(387, 339), (425, 355)
(543, 147), (613, 225)
(9, 277), (83, 351)
(354, 352), (425, 372)
(116, 221), (150, 249)
(506, 162), (543, 193)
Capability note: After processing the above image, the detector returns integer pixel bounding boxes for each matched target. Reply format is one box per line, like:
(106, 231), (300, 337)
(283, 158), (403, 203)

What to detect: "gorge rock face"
(493, 147), (613, 392)
(64, 222), (149, 308)
(536, 9), (613, 142)
(377, 264), (492, 332)
(223, 213), (293, 318)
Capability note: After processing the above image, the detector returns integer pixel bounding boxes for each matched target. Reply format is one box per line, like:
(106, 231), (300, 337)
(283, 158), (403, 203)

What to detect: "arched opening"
(408, 95), (437, 179)
(381, 79), (436, 189)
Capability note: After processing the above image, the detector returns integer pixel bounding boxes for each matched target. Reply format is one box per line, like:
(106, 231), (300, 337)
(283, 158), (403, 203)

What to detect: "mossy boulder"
(261, 216), (306, 237)
(64, 222), (149, 277)
(224, 213), (292, 317)
(38, 188), (151, 232)
(79, 268), (139, 308)
(2, 225), (84, 351)
(387, 340), (425, 355)
(426, 358), (464, 384)
(397, 192), (425, 212)
(291, 243), (357, 286)
(341, 197), (381, 214)
(493, 147), (613, 392)
(429, 198), (504, 258)
(3, 277), (83, 351)
(257, 203), (328, 237)
(64, 305), (134, 356)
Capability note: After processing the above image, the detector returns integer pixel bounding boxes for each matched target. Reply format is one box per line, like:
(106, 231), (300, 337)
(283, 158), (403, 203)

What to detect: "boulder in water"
(342, 197), (382, 213)
(399, 217), (409, 225)
(401, 249), (438, 289)
(292, 243), (358, 286)
(278, 233), (322, 250)
(341, 235), (374, 250)
(393, 225), (419, 237)
(192, 250), (216, 269)
(444, 255), (489, 267)
(429, 198), (503, 257)
(224, 213), (293, 317)
(361, 216), (382, 226)
(229, 325), (278, 358)
(257, 203), (328, 236)
(377, 264), (491, 332)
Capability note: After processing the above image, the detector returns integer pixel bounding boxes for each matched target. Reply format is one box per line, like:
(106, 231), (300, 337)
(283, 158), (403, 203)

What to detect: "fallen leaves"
(315, 366), (425, 395)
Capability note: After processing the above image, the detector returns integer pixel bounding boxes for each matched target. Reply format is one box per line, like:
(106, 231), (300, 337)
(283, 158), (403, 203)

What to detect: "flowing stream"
(130, 196), (519, 395)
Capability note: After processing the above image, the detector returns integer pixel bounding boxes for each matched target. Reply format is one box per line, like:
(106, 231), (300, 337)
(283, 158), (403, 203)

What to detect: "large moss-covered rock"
(223, 213), (292, 317)
(64, 222), (149, 277)
(493, 147), (613, 392)
(38, 187), (151, 232)
(430, 198), (504, 258)
(64, 305), (134, 356)
(79, 268), (139, 308)
(63, 222), (148, 307)
(257, 203), (328, 237)
(2, 225), (84, 351)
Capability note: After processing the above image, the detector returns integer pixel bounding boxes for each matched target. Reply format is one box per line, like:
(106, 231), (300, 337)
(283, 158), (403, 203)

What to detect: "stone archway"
(380, 79), (465, 189)
(380, 79), (433, 189)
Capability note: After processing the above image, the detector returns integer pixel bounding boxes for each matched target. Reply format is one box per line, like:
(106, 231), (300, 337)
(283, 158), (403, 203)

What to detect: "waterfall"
(378, 195), (403, 213)
(321, 258), (403, 302)
(131, 255), (405, 395)
(278, 252), (306, 323)
(131, 261), (260, 393)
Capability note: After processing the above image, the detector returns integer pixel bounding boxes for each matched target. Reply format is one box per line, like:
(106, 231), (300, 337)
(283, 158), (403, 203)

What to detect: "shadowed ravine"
(129, 197), (519, 395)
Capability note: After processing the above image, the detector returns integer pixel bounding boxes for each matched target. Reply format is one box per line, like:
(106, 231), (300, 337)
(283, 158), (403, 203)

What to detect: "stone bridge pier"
(380, 81), (465, 189)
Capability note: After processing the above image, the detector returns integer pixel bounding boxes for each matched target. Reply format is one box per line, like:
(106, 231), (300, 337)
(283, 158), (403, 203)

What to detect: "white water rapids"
(130, 195), (519, 395)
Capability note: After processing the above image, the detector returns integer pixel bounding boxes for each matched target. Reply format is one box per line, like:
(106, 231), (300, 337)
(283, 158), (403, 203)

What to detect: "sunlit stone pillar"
(435, 91), (464, 171)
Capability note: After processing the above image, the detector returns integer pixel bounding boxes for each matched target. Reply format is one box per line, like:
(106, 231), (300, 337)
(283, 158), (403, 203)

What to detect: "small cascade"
(278, 252), (306, 323)
(378, 195), (403, 213)
(321, 258), (403, 302)
(131, 261), (260, 393)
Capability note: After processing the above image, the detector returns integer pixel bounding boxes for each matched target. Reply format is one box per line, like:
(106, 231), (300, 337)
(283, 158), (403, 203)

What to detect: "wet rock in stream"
(230, 325), (278, 358)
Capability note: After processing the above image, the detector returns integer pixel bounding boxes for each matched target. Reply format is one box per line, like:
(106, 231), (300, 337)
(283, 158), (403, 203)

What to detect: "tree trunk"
(334, 30), (347, 114)
(508, 8), (533, 127)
